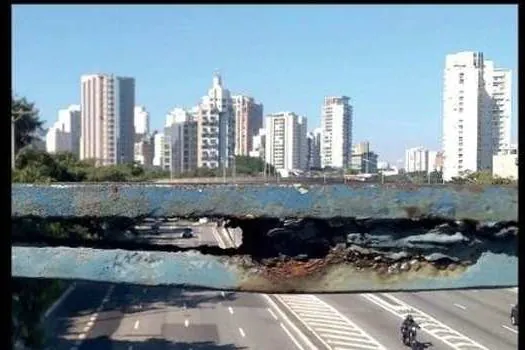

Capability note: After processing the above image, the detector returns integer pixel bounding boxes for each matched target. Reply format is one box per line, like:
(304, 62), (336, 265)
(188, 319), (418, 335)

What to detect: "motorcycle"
(402, 325), (418, 346)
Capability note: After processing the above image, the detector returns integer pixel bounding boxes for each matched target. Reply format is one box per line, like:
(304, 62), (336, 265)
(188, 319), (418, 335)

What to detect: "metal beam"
(12, 183), (518, 221)
(12, 246), (517, 292)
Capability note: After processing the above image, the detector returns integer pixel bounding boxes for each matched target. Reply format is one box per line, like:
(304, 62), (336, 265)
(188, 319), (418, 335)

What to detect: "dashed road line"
(453, 303), (467, 310)
(362, 293), (490, 350)
(238, 327), (246, 337)
(228, 306), (234, 314)
(276, 294), (387, 350)
(133, 320), (140, 330)
(184, 319), (189, 327)
(69, 285), (114, 350)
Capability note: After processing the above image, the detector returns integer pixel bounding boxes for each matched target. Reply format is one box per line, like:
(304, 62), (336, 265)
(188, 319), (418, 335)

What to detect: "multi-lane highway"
(44, 222), (518, 350)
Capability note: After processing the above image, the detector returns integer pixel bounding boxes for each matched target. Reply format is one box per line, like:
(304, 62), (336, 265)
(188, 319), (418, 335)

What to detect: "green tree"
(12, 96), (44, 154)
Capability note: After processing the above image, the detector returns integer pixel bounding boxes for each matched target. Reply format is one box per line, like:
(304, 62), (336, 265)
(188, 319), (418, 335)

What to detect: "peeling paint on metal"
(11, 184), (517, 221)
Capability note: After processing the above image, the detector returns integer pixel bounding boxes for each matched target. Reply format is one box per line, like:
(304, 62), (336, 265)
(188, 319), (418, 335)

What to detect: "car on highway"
(511, 303), (518, 326)
(181, 228), (193, 238)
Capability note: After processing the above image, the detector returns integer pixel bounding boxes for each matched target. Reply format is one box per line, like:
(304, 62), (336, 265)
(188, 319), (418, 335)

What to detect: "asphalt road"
(134, 221), (226, 248)
(45, 284), (518, 350)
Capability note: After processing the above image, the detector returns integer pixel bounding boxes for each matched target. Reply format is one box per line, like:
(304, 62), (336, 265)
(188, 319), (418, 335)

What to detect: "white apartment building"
(46, 105), (81, 156)
(164, 108), (198, 174)
(493, 145), (518, 180)
(153, 133), (165, 168)
(232, 95), (263, 156)
(442, 51), (512, 181)
(265, 112), (308, 172)
(80, 74), (135, 166)
(134, 106), (149, 136)
(320, 96), (353, 169)
(196, 73), (235, 169)
(249, 128), (266, 159)
(405, 147), (434, 173)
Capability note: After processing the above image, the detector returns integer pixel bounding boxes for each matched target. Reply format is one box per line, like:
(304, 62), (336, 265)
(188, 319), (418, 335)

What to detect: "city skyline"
(12, 5), (517, 163)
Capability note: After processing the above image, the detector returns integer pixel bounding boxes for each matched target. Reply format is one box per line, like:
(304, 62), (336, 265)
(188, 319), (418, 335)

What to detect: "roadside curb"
(43, 282), (77, 320)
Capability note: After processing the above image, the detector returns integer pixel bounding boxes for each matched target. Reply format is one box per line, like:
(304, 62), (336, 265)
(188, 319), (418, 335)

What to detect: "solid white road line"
(267, 307), (278, 320)
(501, 325), (518, 334)
(262, 294), (318, 350)
(280, 322), (306, 350)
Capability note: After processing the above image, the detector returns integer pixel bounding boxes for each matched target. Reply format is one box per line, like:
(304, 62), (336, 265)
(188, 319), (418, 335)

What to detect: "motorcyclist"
(401, 315), (419, 344)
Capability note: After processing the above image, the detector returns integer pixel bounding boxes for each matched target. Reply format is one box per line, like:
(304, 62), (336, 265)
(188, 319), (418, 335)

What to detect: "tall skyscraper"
(80, 74), (135, 166)
(134, 106), (150, 136)
(196, 73), (235, 169)
(265, 112), (308, 172)
(320, 96), (353, 169)
(232, 95), (263, 156)
(442, 51), (512, 180)
(46, 105), (81, 156)
(153, 132), (166, 168)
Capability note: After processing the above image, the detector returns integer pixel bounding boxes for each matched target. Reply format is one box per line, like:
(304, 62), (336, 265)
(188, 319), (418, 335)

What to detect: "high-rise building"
(80, 74), (135, 166)
(46, 105), (81, 156)
(307, 128), (321, 169)
(232, 95), (263, 156)
(265, 112), (308, 172)
(153, 132), (165, 168)
(320, 96), (353, 169)
(351, 142), (378, 174)
(196, 73), (235, 169)
(134, 134), (154, 168)
(405, 147), (432, 173)
(164, 108), (198, 175)
(249, 128), (266, 159)
(134, 106), (149, 137)
(442, 51), (512, 180)
(493, 145), (518, 180)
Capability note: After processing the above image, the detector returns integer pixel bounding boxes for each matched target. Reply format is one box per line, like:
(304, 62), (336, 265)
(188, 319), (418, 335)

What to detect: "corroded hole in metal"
(12, 216), (517, 284)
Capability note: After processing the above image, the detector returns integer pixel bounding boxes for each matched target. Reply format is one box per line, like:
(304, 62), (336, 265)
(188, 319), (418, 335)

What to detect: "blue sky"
(12, 5), (517, 164)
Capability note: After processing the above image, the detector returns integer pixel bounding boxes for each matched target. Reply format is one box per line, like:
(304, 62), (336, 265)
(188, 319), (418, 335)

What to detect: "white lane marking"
(90, 315), (97, 322)
(453, 303), (467, 310)
(210, 227), (226, 248)
(502, 325), (518, 334)
(83, 325), (90, 332)
(134, 320), (140, 330)
(78, 333), (86, 340)
(44, 283), (77, 319)
(228, 306), (234, 315)
(362, 293), (490, 350)
(184, 319), (189, 327)
(280, 322), (305, 350)
(267, 307), (278, 320)
(277, 294), (386, 350)
(238, 327), (245, 337)
(221, 291), (226, 298)
(262, 294), (317, 350)
(87, 320), (94, 327)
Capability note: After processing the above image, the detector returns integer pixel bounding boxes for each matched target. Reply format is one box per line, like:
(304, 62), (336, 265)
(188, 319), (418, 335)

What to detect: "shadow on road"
(55, 335), (247, 349)
(411, 341), (433, 349)
(47, 283), (240, 348)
